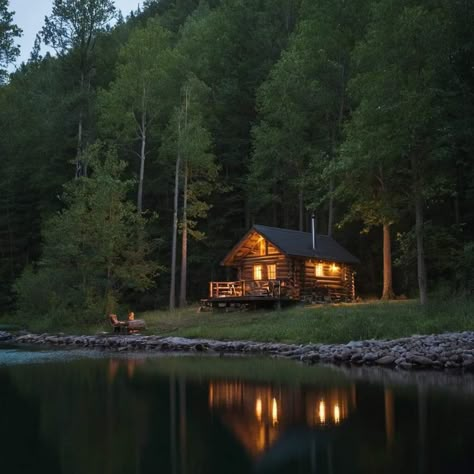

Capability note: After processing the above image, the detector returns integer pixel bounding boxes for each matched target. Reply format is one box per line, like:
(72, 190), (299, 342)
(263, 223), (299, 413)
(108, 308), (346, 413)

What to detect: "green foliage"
(0, 0), (474, 311)
(0, 0), (22, 83)
(14, 144), (158, 322)
(98, 18), (179, 142)
(249, 0), (370, 226)
(161, 76), (219, 240)
(458, 242), (474, 294)
(396, 226), (474, 295)
(41, 0), (116, 55)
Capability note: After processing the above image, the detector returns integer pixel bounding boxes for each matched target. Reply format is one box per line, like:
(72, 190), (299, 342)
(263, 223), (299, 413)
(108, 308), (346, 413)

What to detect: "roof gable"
(222, 225), (360, 265)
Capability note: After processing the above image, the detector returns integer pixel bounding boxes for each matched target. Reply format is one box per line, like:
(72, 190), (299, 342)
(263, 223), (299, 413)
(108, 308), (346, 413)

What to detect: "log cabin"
(203, 223), (359, 310)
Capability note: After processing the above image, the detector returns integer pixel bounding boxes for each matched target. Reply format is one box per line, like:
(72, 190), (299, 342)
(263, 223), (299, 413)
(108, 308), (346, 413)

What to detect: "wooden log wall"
(237, 257), (355, 301)
(240, 255), (289, 281)
(300, 260), (354, 301)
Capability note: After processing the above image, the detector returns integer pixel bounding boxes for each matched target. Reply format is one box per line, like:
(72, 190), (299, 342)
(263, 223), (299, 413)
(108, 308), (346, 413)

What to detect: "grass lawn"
(141, 298), (474, 344)
(2, 298), (473, 344)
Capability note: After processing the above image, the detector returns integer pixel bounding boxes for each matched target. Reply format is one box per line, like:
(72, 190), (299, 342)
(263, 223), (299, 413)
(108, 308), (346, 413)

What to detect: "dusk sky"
(9, 0), (141, 69)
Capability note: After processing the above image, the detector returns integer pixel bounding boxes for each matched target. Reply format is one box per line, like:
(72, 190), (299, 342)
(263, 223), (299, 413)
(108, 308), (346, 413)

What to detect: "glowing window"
(267, 264), (276, 280)
(330, 263), (340, 273)
(254, 265), (262, 280)
(315, 263), (324, 277)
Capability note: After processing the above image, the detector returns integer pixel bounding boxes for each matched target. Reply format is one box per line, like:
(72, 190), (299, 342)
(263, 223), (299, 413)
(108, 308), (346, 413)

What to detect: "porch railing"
(209, 279), (288, 298)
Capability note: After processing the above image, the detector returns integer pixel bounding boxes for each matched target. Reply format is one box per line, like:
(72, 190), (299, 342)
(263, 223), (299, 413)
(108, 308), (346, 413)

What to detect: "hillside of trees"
(0, 0), (473, 320)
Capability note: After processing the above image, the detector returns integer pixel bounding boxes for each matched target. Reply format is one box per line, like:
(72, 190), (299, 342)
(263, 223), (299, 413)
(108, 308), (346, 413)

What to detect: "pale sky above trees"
(9, 0), (141, 68)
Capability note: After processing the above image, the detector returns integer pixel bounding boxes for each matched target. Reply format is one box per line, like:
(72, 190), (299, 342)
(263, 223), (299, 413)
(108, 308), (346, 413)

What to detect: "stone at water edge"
(376, 355), (396, 365)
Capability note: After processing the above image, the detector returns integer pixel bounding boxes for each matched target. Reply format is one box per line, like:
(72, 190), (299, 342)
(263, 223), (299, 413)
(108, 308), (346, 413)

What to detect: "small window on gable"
(315, 263), (324, 277)
(254, 265), (262, 280)
(267, 264), (276, 280)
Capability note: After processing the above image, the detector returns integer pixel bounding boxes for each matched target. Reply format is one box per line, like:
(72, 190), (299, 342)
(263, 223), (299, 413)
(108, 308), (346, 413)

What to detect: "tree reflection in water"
(1, 352), (474, 474)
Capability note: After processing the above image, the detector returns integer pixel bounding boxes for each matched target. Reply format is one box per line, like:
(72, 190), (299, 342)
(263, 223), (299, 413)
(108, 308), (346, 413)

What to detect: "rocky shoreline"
(1, 330), (474, 372)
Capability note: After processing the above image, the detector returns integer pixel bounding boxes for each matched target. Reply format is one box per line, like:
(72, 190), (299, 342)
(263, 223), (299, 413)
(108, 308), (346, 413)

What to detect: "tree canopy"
(0, 0), (473, 318)
(0, 0), (22, 83)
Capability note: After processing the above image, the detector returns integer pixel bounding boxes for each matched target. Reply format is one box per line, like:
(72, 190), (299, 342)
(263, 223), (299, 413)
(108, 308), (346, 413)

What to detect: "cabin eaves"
(221, 224), (360, 266)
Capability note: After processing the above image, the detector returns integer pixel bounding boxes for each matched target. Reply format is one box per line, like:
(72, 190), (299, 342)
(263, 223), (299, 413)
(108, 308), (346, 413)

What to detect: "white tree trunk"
(137, 87), (147, 213)
(169, 118), (181, 310)
(75, 72), (85, 178)
(179, 87), (190, 307)
(179, 163), (188, 307)
(76, 112), (83, 178)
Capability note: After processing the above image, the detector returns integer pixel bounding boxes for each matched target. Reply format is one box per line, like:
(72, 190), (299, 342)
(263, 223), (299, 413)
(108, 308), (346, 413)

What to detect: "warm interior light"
(272, 398), (278, 425)
(315, 263), (324, 277)
(267, 264), (276, 280)
(254, 265), (262, 280)
(318, 400), (326, 424)
(256, 398), (262, 421)
(334, 404), (340, 424)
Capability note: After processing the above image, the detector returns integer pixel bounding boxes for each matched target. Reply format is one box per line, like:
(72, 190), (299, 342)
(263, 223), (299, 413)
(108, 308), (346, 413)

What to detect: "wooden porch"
(201, 279), (297, 311)
(208, 279), (293, 299)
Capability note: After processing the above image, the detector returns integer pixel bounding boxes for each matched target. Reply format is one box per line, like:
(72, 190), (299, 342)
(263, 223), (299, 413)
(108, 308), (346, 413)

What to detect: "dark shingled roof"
(253, 224), (360, 264)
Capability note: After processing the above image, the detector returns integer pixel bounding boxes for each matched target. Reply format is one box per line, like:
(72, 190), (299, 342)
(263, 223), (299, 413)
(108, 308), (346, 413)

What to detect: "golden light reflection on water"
(334, 404), (340, 424)
(319, 400), (326, 424)
(271, 397), (278, 425)
(256, 397), (262, 421)
(208, 381), (355, 458)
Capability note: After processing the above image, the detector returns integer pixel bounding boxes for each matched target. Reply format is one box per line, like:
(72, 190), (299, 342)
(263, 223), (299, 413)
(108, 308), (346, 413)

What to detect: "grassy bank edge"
(1, 298), (473, 345)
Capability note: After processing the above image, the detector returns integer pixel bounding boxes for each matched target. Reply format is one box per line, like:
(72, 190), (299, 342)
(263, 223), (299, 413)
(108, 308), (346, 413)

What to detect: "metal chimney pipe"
(312, 214), (317, 251)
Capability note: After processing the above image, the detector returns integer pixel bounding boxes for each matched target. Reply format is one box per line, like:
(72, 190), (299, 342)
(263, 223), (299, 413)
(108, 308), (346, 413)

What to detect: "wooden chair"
(109, 314), (128, 334)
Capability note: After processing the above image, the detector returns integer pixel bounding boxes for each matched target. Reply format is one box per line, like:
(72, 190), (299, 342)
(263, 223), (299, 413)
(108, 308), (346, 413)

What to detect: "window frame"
(253, 264), (263, 280)
(267, 263), (276, 280)
(315, 263), (324, 277)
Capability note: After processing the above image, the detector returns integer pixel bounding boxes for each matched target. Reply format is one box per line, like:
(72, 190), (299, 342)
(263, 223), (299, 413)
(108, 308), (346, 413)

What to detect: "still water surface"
(0, 346), (473, 474)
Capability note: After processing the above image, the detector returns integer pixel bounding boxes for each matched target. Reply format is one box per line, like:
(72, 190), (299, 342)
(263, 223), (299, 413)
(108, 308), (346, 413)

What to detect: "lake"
(0, 346), (473, 473)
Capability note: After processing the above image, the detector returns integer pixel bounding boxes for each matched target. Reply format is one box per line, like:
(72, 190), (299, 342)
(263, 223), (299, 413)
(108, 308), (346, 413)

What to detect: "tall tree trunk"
(138, 115), (146, 213)
(328, 177), (334, 236)
(411, 154), (428, 305)
(179, 163), (188, 307)
(328, 63), (346, 237)
(454, 165), (461, 226)
(76, 113), (83, 178)
(272, 182), (278, 226)
(75, 72), (85, 178)
(298, 188), (304, 231)
(137, 87), (147, 213)
(169, 118), (181, 310)
(381, 223), (395, 300)
(179, 87), (190, 307)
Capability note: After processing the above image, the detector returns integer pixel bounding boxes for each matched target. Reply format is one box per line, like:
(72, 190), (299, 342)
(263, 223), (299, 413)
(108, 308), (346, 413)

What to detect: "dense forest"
(0, 0), (473, 320)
